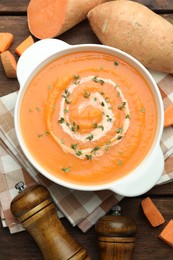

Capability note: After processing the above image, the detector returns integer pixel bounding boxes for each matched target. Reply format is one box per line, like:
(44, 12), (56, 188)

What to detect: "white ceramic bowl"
(14, 39), (164, 197)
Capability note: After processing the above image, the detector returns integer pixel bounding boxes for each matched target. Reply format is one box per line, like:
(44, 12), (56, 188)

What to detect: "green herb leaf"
(61, 139), (65, 144)
(116, 127), (123, 134)
(76, 150), (82, 156)
(61, 167), (71, 173)
(117, 160), (122, 166)
(64, 109), (68, 113)
(126, 114), (130, 119)
(114, 61), (119, 66)
(85, 154), (92, 160)
(140, 108), (145, 113)
(35, 107), (41, 112)
(84, 91), (90, 98)
(86, 134), (94, 141)
(71, 143), (78, 150)
(58, 117), (64, 124)
(91, 146), (100, 154)
(97, 125), (104, 131)
(118, 102), (126, 110)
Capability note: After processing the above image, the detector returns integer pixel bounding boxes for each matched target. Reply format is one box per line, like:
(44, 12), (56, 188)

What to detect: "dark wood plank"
(0, 13), (173, 98)
(1, 197), (173, 260)
(0, 0), (173, 13)
(133, 0), (173, 12)
(0, 0), (29, 13)
(120, 197), (173, 260)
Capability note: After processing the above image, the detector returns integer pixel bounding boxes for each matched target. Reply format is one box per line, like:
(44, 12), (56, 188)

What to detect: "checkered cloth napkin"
(0, 70), (173, 234)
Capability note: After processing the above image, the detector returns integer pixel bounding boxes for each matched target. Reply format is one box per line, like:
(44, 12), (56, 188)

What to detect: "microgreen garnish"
(104, 141), (111, 151)
(61, 167), (71, 173)
(86, 134), (94, 141)
(73, 75), (79, 80)
(117, 135), (122, 140)
(94, 123), (104, 131)
(116, 127), (123, 134)
(66, 122), (70, 127)
(35, 107), (41, 112)
(114, 84), (119, 88)
(91, 146), (100, 154)
(62, 89), (71, 104)
(48, 85), (52, 90)
(94, 97), (97, 101)
(76, 150), (82, 156)
(71, 122), (80, 132)
(73, 75), (80, 84)
(83, 91), (91, 98)
(62, 89), (70, 98)
(92, 76), (105, 85)
(93, 123), (98, 128)
(101, 101), (105, 106)
(126, 114), (130, 119)
(37, 132), (50, 138)
(117, 160), (122, 166)
(64, 109), (68, 113)
(117, 91), (120, 97)
(118, 102), (126, 110)
(140, 108), (145, 113)
(114, 61), (119, 66)
(106, 115), (112, 122)
(97, 125), (104, 131)
(58, 117), (64, 124)
(105, 97), (109, 103)
(71, 143), (78, 150)
(99, 91), (105, 95)
(64, 98), (71, 104)
(85, 154), (92, 160)
(61, 139), (65, 144)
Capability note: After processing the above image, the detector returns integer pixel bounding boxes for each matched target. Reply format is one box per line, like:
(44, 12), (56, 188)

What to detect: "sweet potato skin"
(87, 1), (173, 74)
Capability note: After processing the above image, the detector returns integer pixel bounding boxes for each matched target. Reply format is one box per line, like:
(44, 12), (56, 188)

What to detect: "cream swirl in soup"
(20, 51), (157, 185)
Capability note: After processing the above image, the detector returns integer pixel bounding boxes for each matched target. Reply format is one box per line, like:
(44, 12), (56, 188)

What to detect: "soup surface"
(20, 51), (157, 185)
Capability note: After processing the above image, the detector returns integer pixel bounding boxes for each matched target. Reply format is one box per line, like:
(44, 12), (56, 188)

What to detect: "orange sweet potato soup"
(20, 51), (157, 185)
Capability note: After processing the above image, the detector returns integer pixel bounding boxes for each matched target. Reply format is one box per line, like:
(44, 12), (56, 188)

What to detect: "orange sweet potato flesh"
(1, 50), (17, 78)
(159, 219), (173, 247)
(87, 0), (173, 74)
(15, 35), (34, 56)
(164, 104), (173, 127)
(0, 32), (14, 53)
(27, 0), (109, 39)
(141, 197), (165, 227)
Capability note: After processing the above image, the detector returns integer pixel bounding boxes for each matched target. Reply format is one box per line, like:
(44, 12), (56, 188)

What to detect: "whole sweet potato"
(87, 0), (173, 74)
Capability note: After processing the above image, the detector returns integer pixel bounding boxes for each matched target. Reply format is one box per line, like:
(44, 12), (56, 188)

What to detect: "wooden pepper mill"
(10, 182), (90, 260)
(95, 205), (137, 260)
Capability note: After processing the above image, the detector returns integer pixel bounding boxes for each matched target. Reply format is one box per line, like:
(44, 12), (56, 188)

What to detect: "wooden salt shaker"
(10, 182), (90, 260)
(95, 205), (137, 260)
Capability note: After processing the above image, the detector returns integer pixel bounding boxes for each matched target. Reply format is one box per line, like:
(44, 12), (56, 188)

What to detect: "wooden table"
(0, 1), (173, 259)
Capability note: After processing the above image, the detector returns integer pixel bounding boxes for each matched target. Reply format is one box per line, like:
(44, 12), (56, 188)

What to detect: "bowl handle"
(109, 146), (164, 197)
(16, 39), (70, 88)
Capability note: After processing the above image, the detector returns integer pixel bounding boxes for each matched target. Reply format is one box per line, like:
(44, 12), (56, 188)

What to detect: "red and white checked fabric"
(0, 71), (173, 234)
